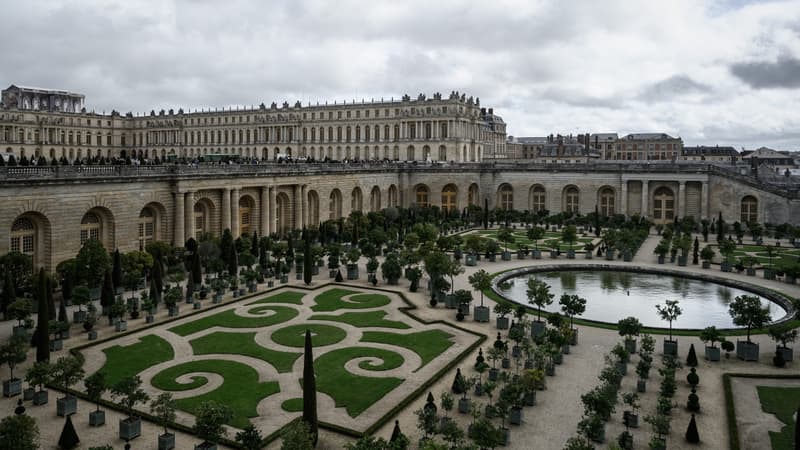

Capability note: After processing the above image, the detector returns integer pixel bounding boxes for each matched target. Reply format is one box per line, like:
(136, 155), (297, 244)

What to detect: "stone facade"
(1, 162), (797, 272)
(1, 90), (505, 164)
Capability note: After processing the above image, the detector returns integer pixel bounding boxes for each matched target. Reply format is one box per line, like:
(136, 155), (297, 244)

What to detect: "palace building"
(1, 87), (797, 272)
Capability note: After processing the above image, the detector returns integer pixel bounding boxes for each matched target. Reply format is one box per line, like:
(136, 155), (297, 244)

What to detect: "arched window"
(442, 184), (458, 212)
(80, 212), (101, 245)
(138, 207), (156, 251)
(599, 188), (615, 216)
(564, 186), (580, 213)
(653, 187), (675, 223)
(307, 191), (320, 225)
(194, 203), (207, 236)
(370, 186), (381, 212)
(415, 185), (430, 207)
(438, 145), (447, 161)
(351, 187), (363, 212)
(741, 196), (758, 224)
(468, 184), (479, 206)
(329, 189), (342, 220)
(239, 197), (254, 236)
(530, 186), (546, 212)
(498, 184), (514, 210)
(388, 185), (398, 207)
(407, 146), (415, 161)
(10, 218), (35, 257)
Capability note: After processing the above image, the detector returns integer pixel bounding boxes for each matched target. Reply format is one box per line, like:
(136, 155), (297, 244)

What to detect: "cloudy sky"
(1, 0), (799, 149)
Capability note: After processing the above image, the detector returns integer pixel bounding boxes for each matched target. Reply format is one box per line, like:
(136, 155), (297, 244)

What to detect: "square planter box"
(23, 387), (35, 401)
(280, 275), (289, 284)
(193, 301), (202, 310)
(146, 315), (155, 323)
(663, 339), (678, 357)
(88, 330), (98, 340)
(12, 326), (28, 338)
(311, 266), (320, 275)
(509, 407), (523, 425)
(238, 288), (247, 296)
(737, 341), (759, 361)
(33, 389), (48, 405)
(702, 261), (711, 269)
(57, 395), (78, 416)
(531, 321), (546, 338)
(776, 346), (793, 362)
(50, 339), (63, 351)
(566, 249), (576, 259)
(119, 417), (142, 441)
(59, 328), (71, 340)
(115, 321), (127, 332)
(465, 255), (477, 267)
(496, 316), (509, 330)
(89, 409), (105, 426)
(2, 378), (22, 397)
(72, 310), (87, 324)
(444, 295), (458, 309)
(296, 273), (304, 280)
(168, 306), (180, 317)
(532, 249), (542, 259)
(624, 339), (637, 354)
(213, 294), (223, 303)
(159, 432), (176, 450)
(248, 284), (257, 293)
(347, 266), (359, 280)
(501, 251), (512, 261)
(474, 306), (490, 323)
(705, 346), (721, 362)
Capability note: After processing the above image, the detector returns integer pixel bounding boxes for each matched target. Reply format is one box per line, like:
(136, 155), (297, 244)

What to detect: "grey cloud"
(730, 56), (800, 88)
(637, 75), (711, 101)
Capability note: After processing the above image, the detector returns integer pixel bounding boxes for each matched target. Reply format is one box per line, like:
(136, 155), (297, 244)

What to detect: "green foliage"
(699, 326), (723, 347)
(76, 239), (111, 288)
(309, 311), (410, 329)
(52, 355), (85, 392)
(99, 335), (174, 386)
(310, 289), (390, 312)
(235, 424), (264, 450)
(169, 304), (299, 336)
(655, 299), (682, 340)
(84, 371), (107, 411)
(150, 392), (177, 434)
(362, 329), (454, 369)
(617, 316), (642, 339)
(280, 419), (315, 450)
(728, 295), (772, 342)
(526, 278), (553, 321)
(560, 294), (587, 328)
(110, 375), (150, 419)
(25, 360), (53, 391)
(194, 400), (234, 443)
(0, 335), (28, 379)
(468, 269), (492, 307)
(0, 414), (39, 450)
(757, 386), (800, 450)
(191, 331), (300, 373)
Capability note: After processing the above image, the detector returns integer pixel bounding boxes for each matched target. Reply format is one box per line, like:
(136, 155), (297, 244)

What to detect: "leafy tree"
(235, 424), (264, 450)
(280, 419), (314, 450)
(35, 268), (49, 362)
(655, 300), (682, 342)
(84, 371), (107, 412)
(560, 294), (587, 329)
(75, 239), (111, 288)
(527, 227), (545, 250)
(0, 335), (28, 380)
(562, 225), (577, 251)
(110, 376), (149, 420)
(526, 278), (553, 322)
(112, 249), (123, 289)
(0, 414), (39, 450)
(468, 269), (492, 307)
(100, 269), (114, 313)
(150, 392), (177, 435)
(728, 295), (771, 342)
(194, 400), (233, 444)
(52, 355), (85, 396)
(1, 268), (16, 320)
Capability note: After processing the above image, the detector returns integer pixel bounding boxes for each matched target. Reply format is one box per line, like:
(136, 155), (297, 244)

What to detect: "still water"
(499, 270), (788, 329)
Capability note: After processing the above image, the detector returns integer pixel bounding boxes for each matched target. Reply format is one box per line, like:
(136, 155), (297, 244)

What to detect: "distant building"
(507, 134), (599, 163)
(1, 85), (85, 113)
(614, 133), (683, 160)
(742, 147), (798, 173)
(682, 145), (738, 163)
(589, 133), (618, 159)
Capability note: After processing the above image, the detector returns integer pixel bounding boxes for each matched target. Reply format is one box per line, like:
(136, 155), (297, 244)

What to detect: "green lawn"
(311, 288), (391, 312)
(361, 329), (454, 370)
(757, 385), (800, 450)
(470, 229), (595, 251)
(715, 243), (800, 268)
(247, 290), (306, 305)
(151, 359), (280, 429)
(314, 347), (404, 417)
(169, 305), (299, 336)
(271, 324), (347, 348)
(309, 311), (410, 329)
(281, 397), (303, 412)
(99, 335), (174, 386)
(190, 331), (301, 373)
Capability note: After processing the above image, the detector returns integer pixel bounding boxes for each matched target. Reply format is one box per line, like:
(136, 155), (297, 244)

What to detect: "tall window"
(239, 197), (253, 236)
(329, 190), (342, 220)
(741, 196), (758, 224)
(415, 185), (430, 207)
(351, 187), (363, 212)
(80, 212), (101, 245)
(599, 188), (615, 216)
(138, 208), (156, 251)
(653, 187), (675, 223)
(10, 218), (35, 256)
(530, 186), (546, 212)
(307, 191), (319, 225)
(442, 185), (458, 212)
(194, 203), (207, 236)
(565, 187), (579, 213)
(499, 184), (514, 210)
(468, 184), (479, 206)
(370, 186), (381, 212)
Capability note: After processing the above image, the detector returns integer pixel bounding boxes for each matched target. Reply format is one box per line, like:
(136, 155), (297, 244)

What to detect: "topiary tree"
(194, 400), (233, 446)
(58, 415), (80, 449)
(110, 375), (149, 421)
(728, 295), (771, 343)
(468, 269), (492, 308)
(302, 329), (318, 446)
(280, 419), (314, 450)
(655, 299), (682, 342)
(685, 413), (700, 443)
(560, 294), (586, 330)
(150, 392), (176, 436)
(526, 278), (553, 322)
(0, 335), (28, 382)
(686, 343), (698, 367)
(34, 268), (49, 363)
(84, 371), (107, 413)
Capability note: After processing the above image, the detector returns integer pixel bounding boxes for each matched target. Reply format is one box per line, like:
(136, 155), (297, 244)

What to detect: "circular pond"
(496, 268), (791, 329)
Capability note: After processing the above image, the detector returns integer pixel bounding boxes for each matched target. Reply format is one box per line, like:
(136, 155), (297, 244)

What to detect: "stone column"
(270, 186), (277, 235)
(184, 191), (194, 242)
(620, 180), (628, 216)
(174, 191), (185, 247)
(221, 187), (231, 233)
(260, 186), (269, 236)
(300, 184), (307, 229)
(293, 185), (301, 231)
(678, 181), (686, 218)
(231, 188), (240, 239)
(641, 180), (649, 217)
(701, 181), (709, 220)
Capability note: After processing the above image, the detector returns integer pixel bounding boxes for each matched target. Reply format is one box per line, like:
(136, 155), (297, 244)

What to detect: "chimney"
(488, 108), (493, 115)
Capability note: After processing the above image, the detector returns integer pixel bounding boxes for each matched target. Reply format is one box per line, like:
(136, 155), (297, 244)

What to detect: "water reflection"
(502, 270), (787, 329)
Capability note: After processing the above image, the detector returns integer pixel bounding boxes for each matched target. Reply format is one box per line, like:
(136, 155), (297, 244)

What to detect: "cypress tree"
(152, 255), (164, 295)
(46, 275), (56, 320)
(389, 420), (407, 444)
(716, 211), (724, 243)
(58, 293), (68, 323)
(36, 268), (50, 362)
(100, 268), (115, 316)
(692, 237), (700, 265)
(191, 250), (202, 287)
(251, 231), (259, 258)
(58, 415), (80, 449)
(685, 413), (700, 443)
(302, 330), (318, 446)
(483, 198), (489, 229)
(112, 249), (122, 289)
(303, 229), (312, 286)
(794, 407), (799, 450)
(1, 269), (14, 320)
